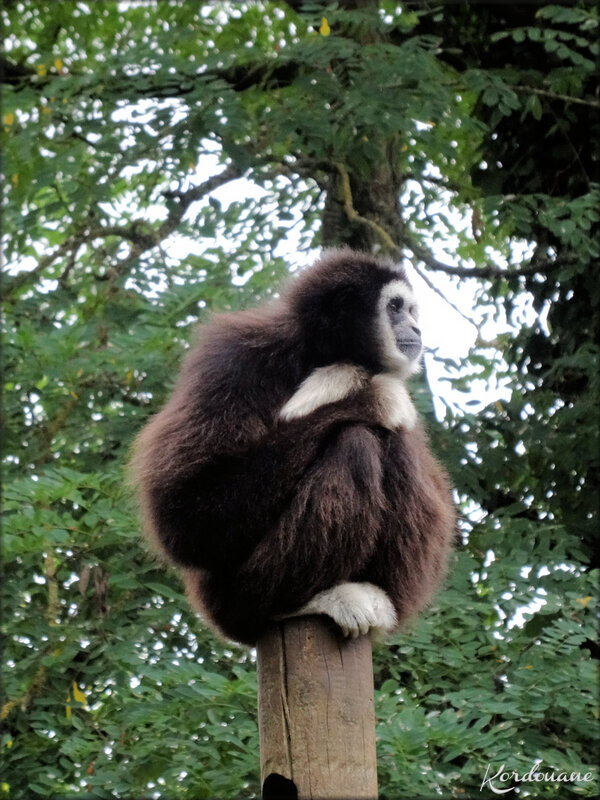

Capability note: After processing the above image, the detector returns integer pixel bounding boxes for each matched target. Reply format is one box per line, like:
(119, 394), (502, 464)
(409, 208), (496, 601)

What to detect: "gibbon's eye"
(388, 297), (404, 313)
(409, 305), (418, 318)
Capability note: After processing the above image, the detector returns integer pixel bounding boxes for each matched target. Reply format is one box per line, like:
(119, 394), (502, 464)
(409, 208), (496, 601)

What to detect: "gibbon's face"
(291, 253), (423, 375)
(377, 278), (423, 375)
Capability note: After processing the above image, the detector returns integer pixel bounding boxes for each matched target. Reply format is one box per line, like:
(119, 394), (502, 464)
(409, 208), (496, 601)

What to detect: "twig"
(2, 165), (242, 298)
(403, 236), (576, 280)
(334, 161), (572, 282)
(512, 84), (600, 110)
(0, 550), (60, 720)
(410, 260), (480, 331)
(2, 237), (78, 300)
(58, 241), (83, 287)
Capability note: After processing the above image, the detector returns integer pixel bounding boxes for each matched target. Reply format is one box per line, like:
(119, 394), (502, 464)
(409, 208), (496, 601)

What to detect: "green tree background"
(2, 2), (598, 798)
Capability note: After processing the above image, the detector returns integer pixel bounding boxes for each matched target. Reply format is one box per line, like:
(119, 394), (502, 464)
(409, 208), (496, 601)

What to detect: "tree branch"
(403, 236), (577, 280)
(1, 234), (87, 301)
(512, 84), (600, 110)
(411, 260), (480, 331)
(335, 162), (399, 251)
(109, 163), (243, 274)
(0, 551), (59, 721)
(1, 165), (242, 299)
(334, 161), (577, 283)
(0, 53), (300, 98)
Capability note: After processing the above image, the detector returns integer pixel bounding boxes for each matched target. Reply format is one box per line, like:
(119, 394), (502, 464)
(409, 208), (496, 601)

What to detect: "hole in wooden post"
(262, 772), (298, 800)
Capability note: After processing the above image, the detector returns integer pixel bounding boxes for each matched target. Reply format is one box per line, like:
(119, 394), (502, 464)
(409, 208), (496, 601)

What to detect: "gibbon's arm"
(139, 383), (385, 572)
(280, 364), (418, 431)
(199, 420), (389, 644)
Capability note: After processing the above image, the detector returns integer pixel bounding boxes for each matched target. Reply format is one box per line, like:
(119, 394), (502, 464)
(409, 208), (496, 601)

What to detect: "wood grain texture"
(257, 615), (378, 799)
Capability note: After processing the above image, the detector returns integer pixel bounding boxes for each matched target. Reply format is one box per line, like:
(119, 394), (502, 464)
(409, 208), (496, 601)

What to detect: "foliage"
(2, 1), (598, 798)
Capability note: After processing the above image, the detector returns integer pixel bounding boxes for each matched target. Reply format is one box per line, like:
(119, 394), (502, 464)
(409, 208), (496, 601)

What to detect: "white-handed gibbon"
(130, 248), (456, 645)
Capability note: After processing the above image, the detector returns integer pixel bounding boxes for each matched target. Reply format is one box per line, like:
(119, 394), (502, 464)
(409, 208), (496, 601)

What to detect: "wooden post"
(257, 615), (378, 800)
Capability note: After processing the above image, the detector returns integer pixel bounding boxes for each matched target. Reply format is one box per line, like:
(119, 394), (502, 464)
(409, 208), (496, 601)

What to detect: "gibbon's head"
(288, 248), (423, 377)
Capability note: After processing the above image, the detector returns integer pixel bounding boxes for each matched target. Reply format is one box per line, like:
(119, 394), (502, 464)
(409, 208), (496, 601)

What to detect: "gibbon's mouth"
(396, 339), (423, 359)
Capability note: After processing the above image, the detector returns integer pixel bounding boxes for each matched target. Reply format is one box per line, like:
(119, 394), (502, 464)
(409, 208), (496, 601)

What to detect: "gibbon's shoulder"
(174, 301), (300, 409)
(185, 302), (290, 362)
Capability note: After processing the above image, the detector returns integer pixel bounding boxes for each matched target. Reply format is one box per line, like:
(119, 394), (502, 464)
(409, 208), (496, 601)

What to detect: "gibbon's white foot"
(287, 581), (397, 639)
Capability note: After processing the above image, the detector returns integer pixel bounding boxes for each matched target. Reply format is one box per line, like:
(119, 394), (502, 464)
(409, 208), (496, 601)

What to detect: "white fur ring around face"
(291, 581), (398, 639)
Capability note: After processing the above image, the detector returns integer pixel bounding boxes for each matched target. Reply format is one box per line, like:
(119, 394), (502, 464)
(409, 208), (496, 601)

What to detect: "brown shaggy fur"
(130, 249), (456, 645)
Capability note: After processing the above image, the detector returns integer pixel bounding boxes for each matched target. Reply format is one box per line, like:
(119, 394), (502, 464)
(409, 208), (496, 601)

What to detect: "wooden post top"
(257, 615), (378, 800)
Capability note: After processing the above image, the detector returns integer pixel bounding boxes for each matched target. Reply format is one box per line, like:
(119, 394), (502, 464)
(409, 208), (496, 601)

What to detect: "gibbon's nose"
(411, 325), (421, 337)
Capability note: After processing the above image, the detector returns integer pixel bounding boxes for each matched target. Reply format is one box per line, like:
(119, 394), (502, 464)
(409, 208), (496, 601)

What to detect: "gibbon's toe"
(327, 583), (369, 638)
(304, 582), (396, 639)
(361, 582), (398, 634)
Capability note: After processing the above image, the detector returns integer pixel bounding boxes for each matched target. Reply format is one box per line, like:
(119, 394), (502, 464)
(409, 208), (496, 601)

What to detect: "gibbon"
(130, 249), (456, 645)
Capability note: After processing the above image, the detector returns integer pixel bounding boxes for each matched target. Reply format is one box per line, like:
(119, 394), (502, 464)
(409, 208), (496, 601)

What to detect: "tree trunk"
(320, 144), (404, 253)
(257, 615), (378, 800)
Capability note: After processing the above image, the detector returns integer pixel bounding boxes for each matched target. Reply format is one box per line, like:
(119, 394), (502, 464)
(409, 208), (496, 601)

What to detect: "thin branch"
(334, 161), (570, 281)
(158, 163), (241, 232)
(58, 241), (83, 287)
(403, 236), (576, 280)
(0, 550), (59, 721)
(547, 104), (591, 187)
(2, 235), (84, 300)
(111, 164), (243, 274)
(411, 260), (480, 331)
(512, 84), (600, 110)
(158, 163), (242, 212)
(402, 172), (465, 195)
(1, 55), (300, 98)
(45, 552), (60, 625)
(2, 165), (242, 299)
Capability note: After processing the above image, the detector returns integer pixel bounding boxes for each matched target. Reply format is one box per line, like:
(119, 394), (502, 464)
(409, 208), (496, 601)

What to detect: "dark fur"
(130, 249), (456, 645)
